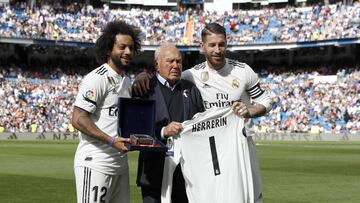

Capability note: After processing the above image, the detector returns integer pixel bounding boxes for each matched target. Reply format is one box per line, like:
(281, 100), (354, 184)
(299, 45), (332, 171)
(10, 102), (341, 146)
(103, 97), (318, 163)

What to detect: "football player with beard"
(71, 20), (141, 203)
(133, 23), (272, 203)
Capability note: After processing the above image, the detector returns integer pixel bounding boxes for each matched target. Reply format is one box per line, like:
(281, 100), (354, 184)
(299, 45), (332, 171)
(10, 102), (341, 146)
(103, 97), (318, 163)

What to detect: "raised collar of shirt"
(156, 73), (179, 91)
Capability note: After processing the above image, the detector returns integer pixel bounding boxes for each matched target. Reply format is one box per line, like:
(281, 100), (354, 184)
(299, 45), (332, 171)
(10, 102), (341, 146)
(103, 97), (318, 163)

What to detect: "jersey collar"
(104, 63), (124, 79)
(206, 58), (229, 74)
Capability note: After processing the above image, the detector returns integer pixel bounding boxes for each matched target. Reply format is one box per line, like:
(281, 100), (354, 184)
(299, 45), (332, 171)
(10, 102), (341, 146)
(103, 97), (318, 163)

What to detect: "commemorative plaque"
(117, 97), (167, 152)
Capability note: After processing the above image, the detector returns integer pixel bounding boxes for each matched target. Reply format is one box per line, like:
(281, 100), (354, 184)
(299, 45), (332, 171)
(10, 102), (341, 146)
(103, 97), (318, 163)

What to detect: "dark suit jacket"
(135, 77), (205, 189)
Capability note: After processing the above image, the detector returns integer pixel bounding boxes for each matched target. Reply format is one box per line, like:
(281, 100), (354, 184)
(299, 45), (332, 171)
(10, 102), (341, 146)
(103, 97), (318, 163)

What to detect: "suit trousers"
(141, 164), (188, 203)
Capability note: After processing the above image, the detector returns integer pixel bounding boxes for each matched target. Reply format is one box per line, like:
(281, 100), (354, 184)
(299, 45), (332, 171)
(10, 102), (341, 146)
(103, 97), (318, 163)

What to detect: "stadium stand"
(254, 66), (360, 134)
(0, 1), (359, 45)
(0, 61), (359, 134)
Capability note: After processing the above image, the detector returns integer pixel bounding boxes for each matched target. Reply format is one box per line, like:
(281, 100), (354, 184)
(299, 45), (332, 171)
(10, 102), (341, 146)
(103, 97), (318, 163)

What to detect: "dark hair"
(201, 23), (226, 42)
(94, 20), (141, 64)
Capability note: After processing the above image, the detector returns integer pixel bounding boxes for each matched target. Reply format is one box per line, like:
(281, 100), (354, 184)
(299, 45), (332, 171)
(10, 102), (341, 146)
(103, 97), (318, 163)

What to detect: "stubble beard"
(110, 54), (131, 72)
(208, 57), (225, 70)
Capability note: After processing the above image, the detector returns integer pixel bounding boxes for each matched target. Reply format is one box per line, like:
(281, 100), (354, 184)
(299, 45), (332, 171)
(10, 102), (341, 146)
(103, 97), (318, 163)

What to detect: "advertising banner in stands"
(253, 133), (360, 142)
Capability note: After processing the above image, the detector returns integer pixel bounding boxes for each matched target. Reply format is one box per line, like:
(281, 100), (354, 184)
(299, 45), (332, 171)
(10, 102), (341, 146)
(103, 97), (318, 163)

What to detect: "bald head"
(154, 43), (182, 85)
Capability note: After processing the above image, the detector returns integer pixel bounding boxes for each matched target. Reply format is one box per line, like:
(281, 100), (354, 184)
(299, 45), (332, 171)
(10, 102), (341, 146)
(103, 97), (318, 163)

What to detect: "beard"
(110, 54), (131, 72)
(207, 56), (226, 70)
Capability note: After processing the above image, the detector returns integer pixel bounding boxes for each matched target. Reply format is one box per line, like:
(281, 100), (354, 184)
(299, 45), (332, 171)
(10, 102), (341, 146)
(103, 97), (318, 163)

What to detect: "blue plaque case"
(117, 97), (167, 152)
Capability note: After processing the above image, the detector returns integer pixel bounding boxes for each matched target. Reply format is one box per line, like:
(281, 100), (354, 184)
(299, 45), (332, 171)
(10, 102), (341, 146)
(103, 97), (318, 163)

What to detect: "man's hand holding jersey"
(162, 122), (183, 138)
(232, 101), (267, 118)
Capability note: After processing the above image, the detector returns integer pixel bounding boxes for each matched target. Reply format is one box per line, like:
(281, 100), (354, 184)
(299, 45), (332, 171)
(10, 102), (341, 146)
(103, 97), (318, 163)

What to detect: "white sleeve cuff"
(161, 127), (166, 140)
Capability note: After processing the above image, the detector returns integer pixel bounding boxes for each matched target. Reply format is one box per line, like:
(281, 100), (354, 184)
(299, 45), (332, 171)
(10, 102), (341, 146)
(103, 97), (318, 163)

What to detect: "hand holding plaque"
(117, 98), (167, 152)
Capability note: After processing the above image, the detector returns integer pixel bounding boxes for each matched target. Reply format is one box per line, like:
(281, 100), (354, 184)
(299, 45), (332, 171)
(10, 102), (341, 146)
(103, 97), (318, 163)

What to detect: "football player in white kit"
(133, 23), (272, 203)
(71, 21), (141, 203)
(182, 22), (272, 203)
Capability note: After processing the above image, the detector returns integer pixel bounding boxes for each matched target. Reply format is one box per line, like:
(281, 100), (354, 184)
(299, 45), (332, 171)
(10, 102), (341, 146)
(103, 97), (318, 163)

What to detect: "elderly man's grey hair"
(154, 42), (178, 62)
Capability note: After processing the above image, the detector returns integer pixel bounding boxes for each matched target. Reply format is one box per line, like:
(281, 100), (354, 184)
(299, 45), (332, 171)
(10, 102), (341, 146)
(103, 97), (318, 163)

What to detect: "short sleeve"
(74, 74), (105, 114)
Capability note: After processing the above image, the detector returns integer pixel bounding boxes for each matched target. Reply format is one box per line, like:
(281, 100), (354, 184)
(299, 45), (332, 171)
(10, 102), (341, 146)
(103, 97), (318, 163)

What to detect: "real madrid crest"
(200, 71), (209, 82)
(232, 79), (240, 89)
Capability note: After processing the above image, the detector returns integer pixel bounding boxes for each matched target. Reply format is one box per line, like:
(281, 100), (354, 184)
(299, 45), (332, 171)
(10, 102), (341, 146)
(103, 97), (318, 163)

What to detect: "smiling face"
(200, 33), (227, 70)
(108, 34), (134, 74)
(155, 45), (182, 86)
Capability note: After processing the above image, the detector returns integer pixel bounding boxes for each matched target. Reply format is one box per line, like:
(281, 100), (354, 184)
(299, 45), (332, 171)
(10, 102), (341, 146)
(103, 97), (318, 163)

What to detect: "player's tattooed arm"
(72, 106), (107, 141)
(71, 106), (129, 152)
(246, 103), (267, 118)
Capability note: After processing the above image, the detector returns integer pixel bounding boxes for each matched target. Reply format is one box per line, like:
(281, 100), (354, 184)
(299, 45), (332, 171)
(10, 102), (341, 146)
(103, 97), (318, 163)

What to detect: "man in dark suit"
(134, 43), (205, 203)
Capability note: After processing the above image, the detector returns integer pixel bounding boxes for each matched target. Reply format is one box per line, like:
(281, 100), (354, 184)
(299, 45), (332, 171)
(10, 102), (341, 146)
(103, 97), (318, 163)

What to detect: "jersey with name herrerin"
(74, 63), (131, 175)
(182, 59), (271, 132)
(161, 107), (254, 203)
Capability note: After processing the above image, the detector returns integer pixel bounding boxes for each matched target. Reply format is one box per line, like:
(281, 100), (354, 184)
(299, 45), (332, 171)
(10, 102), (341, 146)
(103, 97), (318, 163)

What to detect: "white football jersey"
(74, 63), (131, 175)
(182, 59), (271, 133)
(161, 107), (254, 203)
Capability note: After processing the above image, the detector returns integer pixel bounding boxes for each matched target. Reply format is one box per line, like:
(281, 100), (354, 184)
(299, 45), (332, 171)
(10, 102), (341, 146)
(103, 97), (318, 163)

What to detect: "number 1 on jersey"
(209, 136), (221, 176)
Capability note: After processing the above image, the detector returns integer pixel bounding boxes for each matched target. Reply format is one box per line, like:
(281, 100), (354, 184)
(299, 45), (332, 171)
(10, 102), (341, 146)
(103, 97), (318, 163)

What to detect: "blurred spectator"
(254, 65), (360, 134)
(0, 62), (359, 133)
(0, 2), (359, 45)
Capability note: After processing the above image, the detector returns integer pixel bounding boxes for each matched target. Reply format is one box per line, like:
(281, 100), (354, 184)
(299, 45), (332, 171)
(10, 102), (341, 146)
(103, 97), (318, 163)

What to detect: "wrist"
(248, 104), (266, 118)
(108, 136), (116, 147)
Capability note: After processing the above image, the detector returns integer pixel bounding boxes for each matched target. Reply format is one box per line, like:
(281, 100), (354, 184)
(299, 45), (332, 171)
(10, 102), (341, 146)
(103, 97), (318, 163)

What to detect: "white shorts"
(74, 166), (130, 203)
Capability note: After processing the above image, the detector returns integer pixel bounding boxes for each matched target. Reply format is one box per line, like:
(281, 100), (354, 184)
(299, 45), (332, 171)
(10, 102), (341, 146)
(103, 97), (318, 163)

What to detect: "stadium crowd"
(0, 1), (359, 45)
(0, 63), (359, 134)
(0, 67), (80, 133)
(254, 66), (360, 134)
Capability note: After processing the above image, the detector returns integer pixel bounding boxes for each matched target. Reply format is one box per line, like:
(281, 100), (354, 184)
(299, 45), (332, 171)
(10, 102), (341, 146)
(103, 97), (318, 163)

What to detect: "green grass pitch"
(0, 140), (359, 203)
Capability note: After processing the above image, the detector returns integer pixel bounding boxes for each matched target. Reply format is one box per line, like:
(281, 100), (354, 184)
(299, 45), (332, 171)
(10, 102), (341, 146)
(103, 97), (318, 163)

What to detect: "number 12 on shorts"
(92, 186), (107, 203)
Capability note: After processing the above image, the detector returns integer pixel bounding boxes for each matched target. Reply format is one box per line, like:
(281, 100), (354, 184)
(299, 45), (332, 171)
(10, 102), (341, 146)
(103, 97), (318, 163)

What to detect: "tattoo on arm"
(248, 104), (267, 118)
(72, 107), (110, 143)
